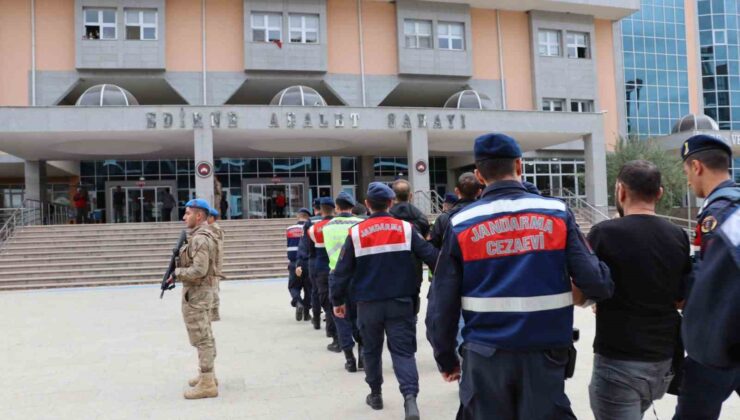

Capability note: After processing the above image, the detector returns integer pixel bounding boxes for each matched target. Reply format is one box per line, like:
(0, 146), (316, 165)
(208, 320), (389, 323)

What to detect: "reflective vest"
(308, 217), (333, 273)
(322, 214), (364, 270)
(349, 216), (417, 302)
(286, 222), (305, 262)
(450, 196), (572, 350)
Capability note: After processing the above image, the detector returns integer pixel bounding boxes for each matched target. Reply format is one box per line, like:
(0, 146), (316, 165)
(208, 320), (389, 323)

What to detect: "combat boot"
(295, 302), (304, 321)
(312, 311), (321, 330)
(404, 394), (420, 420)
(357, 344), (364, 370)
(184, 372), (218, 399)
(303, 306), (311, 322)
(188, 370), (219, 387)
(344, 349), (357, 372)
(327, 337), (341, 353)
(366, 392), (383, 410)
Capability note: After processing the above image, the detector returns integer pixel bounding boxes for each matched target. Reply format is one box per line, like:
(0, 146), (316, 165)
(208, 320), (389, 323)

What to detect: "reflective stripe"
(287, 246), (298, 252)
(452, 198), (566, 227)
(461, 291), (573, 313)
(721, 208), (740, 247)
(351, 220), (413, 257)
(308, 226), (317, 243)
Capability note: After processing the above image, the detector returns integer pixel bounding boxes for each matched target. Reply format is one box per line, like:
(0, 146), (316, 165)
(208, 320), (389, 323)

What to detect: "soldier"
(168, 198), (219, 399)
(426, 133), (613, 419)
(674, 135), (739, 420)
(306, 197), (338, 350)
(323, 192), (365, 372)
(332, 183), (439, 419)
(207, 207), (224, 322)
(286, 208), (312, 322)
(297, 199), (323, 329)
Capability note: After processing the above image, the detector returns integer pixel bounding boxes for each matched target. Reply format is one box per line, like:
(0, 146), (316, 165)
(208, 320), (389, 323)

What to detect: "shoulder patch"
(701, 215), (718, 233)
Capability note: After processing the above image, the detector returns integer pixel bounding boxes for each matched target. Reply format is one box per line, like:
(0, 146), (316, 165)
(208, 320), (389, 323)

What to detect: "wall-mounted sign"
(387, 113), (466, 130)
(415, 160), (428, 174)
(146, 108), (238, 129)
(196, 161), (213, 178)
(269, 112), (360, 129)
(732, 133), (740, 146)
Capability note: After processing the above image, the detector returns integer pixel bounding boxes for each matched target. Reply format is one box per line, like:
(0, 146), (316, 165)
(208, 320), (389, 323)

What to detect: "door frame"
(105, 180), (177, 223)
(241, 177), (309, 219)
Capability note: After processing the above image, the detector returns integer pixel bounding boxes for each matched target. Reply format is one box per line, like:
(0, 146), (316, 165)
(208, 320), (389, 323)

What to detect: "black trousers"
(315, 271), (336, 338)
(456, 347), (576, 420)
(288, 262), (311, 309)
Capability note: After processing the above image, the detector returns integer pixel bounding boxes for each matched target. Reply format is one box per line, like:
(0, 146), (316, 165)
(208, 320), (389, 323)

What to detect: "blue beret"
(319, 197), (335, 208)
(312, 198), (321, 208)
(681, 134), (732, 161)
(297, 207), (311, 216)
(208, 207), (219, 217)
(367, 182), (395, 201)
(185, 198), (211, 212)
(444, 193), (458, 204)
(335, 192), (356, 207)
(474, 133), (522, 161)
(522, 181), (541, 195)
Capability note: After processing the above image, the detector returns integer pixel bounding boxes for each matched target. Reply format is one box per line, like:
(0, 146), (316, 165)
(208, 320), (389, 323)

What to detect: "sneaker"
(366, 392), (383, 410)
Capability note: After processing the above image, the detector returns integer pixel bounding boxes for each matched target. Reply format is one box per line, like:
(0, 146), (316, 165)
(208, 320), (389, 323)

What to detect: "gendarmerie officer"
(306, 197), (338, 350)
(286, 207), (312, 322)
(297, 198), (323, 329)
(674, 135), (739, 420)
(426, 133), (614, 419)
(332, 182), (439, 420)
(206, 207), (224, 322)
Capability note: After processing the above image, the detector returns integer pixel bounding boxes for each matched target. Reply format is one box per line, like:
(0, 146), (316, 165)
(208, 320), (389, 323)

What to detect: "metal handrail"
(560, 188), (611, 221)
(0, 207), (32, 248)
(22, 198), (72, 225)
(413, 190), (444, 215)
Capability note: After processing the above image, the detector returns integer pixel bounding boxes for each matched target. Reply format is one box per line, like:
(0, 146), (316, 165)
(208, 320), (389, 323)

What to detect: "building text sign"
(267, 112), (467, 130)
(146, 108), (238, 129)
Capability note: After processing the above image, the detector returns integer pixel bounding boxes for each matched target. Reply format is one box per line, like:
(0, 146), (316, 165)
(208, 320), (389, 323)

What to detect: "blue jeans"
(589, 354), (673, 420)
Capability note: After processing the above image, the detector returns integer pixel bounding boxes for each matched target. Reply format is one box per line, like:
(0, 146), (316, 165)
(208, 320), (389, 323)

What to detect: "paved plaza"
(1, 279), (738, 420)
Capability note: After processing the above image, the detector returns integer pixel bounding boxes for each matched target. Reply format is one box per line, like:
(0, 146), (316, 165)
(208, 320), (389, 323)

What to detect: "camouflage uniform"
(176, 223), (218, 375)
(209, 222), (225, 321)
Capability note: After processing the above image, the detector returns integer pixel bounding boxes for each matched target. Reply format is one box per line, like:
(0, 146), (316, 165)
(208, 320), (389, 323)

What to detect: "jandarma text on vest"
(360, 223), (403, 238)
(469, 214), (555, 242)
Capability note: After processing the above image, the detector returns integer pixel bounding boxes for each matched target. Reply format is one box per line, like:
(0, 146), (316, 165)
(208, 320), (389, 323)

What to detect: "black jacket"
(428, 198), (476, 249)
(390, 202), (430, 238)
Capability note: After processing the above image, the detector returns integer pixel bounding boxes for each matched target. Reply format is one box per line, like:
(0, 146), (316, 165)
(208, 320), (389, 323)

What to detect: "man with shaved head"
(429, 172), (481, 249)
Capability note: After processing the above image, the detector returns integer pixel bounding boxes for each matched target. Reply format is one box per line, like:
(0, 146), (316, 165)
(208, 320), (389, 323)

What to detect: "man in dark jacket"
(390, 180), (430, 238)
(429, 173), (480, 249)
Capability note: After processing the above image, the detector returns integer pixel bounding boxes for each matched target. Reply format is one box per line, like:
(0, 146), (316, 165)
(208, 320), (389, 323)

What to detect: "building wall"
(471, 8), (501, 80)
(37, 0), (76, 71)
(0, 0), (32, 106)
(362, 0), (398, 76)
(207, 0), (244, 72)
(165, 0), (202, 72)
(595, 19), (620, 149)
(500, 10), (533, 110)
(685, 0), (700, 113)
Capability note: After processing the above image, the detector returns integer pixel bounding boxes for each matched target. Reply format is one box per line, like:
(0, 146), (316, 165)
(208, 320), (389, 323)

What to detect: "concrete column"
(583, 132), (609, 220)
(331, 156), (342, 198)
(357, 155), (375, 200)
(24, 160), (47, 202)
(407, 128), (431, 213)
(194, 126), (215, 207)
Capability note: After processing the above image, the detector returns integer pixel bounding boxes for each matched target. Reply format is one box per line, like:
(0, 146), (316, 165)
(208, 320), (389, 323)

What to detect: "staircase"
(0, 219), (293, 291)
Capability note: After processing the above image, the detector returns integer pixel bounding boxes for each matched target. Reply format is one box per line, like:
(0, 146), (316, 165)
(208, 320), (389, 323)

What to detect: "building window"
(570, 100), (593, 112)
(84, 8), (116, 40)
(567, 31), (590, 58)
(289, 14), (319, 44)
(404, 19), (432, 49)
(437, 22), (464, 50)
(542, 98), (565, 112)
(125, 9), (157, 40)
(713, 29), (726, 45)
(538, 29), (561, 56)
(252, 12), (282, 43)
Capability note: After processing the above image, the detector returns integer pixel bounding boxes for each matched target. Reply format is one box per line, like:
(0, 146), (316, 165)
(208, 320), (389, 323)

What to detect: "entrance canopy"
(0, 105), (603, 160)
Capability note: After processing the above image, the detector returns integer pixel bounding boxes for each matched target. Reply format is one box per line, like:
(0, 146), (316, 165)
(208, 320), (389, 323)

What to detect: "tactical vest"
(286, 222), (305, 262)
(349, 216), (417, 302)
(322, 214), (364, 270)
(450, 195), (573, 350)
(180, 225), (218, 288)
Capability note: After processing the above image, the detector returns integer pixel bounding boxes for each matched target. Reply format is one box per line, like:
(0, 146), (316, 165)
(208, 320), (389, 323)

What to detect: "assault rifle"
(160, 229), (188, 299)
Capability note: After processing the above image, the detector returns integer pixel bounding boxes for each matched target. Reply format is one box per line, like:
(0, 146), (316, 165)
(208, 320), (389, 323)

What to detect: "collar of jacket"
(336, 212), (353, 217)
(481, 180), (527, 198)
(368, 211), (392, 219)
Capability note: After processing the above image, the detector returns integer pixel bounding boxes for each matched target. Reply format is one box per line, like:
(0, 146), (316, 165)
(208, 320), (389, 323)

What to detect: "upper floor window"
(542, 98), (565, 112)
(437, 22), (464, 50)
(84, 8), (116, 40)
(567, 31), (590, 59)
(404, 19), (432, 49)
(125, 9), (157, 40)
(252, 12), (282, 43)
(570, 99), (594, 112)
(289, 14), (319, 44)
(538, 29), (561, 56)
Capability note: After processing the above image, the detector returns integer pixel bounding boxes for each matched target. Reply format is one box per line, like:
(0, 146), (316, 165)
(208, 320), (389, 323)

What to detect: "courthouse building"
(0, 0), (641, 222)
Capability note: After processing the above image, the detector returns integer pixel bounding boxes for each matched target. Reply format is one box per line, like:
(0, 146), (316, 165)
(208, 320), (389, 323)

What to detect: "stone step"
(0, 243), (286, 257)
(1, 238), (286, 252)
(0, 274), (284, 291)
(0, 256), (288, 271)
(13, 226), (288, 239)
(18, 220), (293, 232)
(8, 232), (282, 245)
(0, 261), (288, 278)
(0, 252), (286, 265)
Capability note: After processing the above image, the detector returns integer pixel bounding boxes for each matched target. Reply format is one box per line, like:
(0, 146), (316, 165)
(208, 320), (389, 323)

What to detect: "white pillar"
(24, 160), (47, 202)
(194, 126), (215, 207)
(407, 128), (431, 213)
(583, 132), (609, 219)
(331, 156), (342, 198)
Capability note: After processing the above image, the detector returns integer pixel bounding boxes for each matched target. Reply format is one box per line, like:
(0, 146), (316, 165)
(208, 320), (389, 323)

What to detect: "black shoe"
(404, 395), (419, 420)
(295, 303), (304, 322)
(312, 313), (320, 330)
(357, 345), (364, 370)
(327, 338), (341, 353)
(303, 307), (311, 321)
(344, 349), (357, 373)
(366, 392), (383, 410)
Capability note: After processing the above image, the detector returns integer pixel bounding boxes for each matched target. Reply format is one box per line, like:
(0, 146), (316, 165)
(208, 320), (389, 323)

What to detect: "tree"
(607, 137), (687, 213)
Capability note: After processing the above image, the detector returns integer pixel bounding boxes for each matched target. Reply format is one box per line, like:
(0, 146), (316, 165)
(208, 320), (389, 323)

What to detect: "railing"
(22, 199), (72, 226)
(0, 207), (34, 248)
(559, 188), (611, 226)
(654, 214), (696, 235)
(413, 190), (444, 215)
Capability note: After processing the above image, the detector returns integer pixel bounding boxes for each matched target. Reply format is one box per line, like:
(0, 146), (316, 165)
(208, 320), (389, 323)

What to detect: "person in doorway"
(587, 160), (690, 419)
(73, 187), (88, 224)
(275, 191), (287, 218)
(113, 186), (125, 223)
(161, 189), (176, 222)
(265, 193), (273, 219)
(220, 192), (229, 220)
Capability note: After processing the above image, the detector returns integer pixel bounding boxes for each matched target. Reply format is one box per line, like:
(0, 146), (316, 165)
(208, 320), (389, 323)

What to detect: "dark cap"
(521, 181), (541, 195)
(681, 134), (732, 161)
(335, 192), (356, 207)
(312, 198), (321, 208)
(297, 207), (311, 216)
(444, 193), (458, 204)
(474, 133), (522, 161)
(319, 197), (335, 208)
(367, 182), (395, 201)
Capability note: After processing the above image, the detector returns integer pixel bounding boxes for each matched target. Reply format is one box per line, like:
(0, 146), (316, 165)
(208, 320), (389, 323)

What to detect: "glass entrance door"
(245, 183), (305, 219)
(112, 186), (172, 223)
